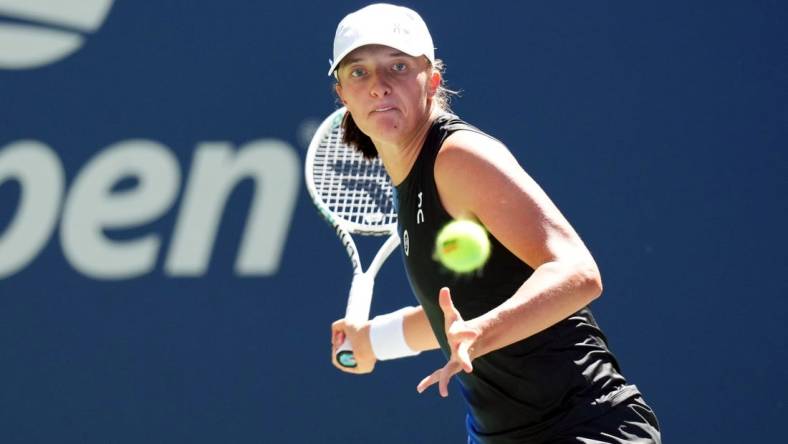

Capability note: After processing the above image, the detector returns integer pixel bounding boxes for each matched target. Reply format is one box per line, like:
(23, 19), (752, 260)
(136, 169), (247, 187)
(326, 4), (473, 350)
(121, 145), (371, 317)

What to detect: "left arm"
(417, 130), (603, 396)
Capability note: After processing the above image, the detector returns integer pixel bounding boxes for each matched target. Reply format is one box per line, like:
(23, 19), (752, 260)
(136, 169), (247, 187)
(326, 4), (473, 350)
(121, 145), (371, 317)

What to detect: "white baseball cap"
(328, 3), (435, 76)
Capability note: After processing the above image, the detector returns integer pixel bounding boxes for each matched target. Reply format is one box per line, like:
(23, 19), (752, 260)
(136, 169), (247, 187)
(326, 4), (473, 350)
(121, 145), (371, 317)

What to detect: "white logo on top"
(416, 191), (425, 224)
(0, 0), (115, 70)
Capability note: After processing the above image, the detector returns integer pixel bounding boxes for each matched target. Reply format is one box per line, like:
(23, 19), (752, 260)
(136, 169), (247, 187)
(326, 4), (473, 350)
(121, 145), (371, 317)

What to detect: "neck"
(374, 106), (442, 186)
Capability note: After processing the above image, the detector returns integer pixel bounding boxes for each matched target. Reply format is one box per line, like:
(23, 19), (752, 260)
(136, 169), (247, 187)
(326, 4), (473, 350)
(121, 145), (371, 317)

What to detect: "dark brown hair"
(337, 59), (454, 160)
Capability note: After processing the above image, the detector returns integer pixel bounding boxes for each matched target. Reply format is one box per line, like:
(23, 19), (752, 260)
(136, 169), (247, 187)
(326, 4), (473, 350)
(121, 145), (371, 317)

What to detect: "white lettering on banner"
(60, 140), (180, 279)
(0, 138), (300, 280)
(0, 141), (65, 278)
(0, 0), (115, 70)
(165, 139), (299, 276)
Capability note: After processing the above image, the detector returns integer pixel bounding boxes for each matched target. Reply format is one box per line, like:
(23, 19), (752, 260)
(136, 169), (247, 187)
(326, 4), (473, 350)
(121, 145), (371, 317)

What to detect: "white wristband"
(369, 307), (421, 361)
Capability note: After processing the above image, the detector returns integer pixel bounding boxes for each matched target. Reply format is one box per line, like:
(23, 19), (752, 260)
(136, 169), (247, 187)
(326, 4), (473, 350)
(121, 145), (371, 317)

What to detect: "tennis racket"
(304, 107), (400, 368)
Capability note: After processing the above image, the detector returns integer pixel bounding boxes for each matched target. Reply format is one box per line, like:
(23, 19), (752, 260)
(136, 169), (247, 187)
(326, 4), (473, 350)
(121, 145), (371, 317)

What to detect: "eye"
(350, 67), (366, 78)
(392, 62), (407, 72)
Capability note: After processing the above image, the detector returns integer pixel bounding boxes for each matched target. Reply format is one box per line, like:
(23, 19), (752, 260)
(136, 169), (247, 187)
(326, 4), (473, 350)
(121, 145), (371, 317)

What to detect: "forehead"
(341, 44), (417, 65)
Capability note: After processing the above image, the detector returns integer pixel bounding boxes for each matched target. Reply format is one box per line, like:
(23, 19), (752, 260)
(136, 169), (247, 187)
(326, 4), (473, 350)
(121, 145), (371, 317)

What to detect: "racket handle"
(336, 273), (374, 368)
(336, 338), (356, 368)
(345, 273), (374, 321)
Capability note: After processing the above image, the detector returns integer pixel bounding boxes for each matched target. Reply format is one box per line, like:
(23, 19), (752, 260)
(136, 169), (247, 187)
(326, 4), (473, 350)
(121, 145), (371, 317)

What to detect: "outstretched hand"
(417, 287), (480, 397)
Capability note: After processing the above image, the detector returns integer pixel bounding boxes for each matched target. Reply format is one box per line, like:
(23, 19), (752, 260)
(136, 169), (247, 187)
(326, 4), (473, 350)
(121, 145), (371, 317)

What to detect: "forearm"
(402, 306), (440, 352)
(468, 260), (602, 359)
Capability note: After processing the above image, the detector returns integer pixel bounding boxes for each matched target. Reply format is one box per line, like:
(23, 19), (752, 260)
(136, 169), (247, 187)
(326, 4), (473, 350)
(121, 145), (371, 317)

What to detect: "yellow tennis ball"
(435, 220), (491, 273)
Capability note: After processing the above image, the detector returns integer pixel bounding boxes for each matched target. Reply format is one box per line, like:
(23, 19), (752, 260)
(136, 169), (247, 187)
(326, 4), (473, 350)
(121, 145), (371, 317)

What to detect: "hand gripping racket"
(304, 107), (400, 368)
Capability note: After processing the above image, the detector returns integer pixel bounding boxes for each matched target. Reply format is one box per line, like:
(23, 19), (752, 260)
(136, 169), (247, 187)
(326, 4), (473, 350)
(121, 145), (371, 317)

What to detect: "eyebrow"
(342, 51), (410, 65)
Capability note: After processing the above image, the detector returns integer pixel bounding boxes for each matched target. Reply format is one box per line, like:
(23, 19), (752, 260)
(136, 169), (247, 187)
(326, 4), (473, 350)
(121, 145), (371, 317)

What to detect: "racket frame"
(304, 107), (400, 368)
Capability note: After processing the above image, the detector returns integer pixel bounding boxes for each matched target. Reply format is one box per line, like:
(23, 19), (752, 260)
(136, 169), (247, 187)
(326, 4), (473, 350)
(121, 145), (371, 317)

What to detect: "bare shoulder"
(435, 130), (519, 175)
(434, 129), (590, 269)
(434, 130), (525, 217)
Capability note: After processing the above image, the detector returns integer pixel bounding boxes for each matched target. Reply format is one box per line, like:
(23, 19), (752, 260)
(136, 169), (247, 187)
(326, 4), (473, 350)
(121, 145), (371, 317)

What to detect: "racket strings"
(312, 126), (397, 231)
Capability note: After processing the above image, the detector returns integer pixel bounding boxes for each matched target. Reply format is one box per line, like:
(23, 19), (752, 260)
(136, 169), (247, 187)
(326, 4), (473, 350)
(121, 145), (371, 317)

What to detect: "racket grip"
(336, 338), (356, 368)
(336, 273), (374, 368)
(345, 273), (374, 324)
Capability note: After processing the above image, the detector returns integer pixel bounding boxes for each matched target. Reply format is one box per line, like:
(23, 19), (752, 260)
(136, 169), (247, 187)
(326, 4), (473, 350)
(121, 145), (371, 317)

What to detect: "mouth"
(371, 106), (396, 114)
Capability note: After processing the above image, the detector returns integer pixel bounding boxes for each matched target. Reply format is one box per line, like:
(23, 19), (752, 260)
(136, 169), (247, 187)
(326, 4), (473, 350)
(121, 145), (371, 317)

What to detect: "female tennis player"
(327, 4), (661, 443)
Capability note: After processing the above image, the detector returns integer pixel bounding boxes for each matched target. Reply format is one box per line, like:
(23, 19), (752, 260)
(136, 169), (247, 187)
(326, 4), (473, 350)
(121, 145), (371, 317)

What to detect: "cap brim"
(327, 39), (428, 76)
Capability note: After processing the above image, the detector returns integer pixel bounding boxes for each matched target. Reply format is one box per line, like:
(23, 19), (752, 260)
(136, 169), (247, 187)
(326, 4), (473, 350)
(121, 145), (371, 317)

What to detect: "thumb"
(331, 319), (346, 347)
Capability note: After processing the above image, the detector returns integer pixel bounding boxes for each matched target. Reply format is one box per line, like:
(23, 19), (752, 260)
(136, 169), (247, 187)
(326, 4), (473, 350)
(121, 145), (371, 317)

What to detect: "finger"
(417, 369), (442, 394)
(438, 366), (450, 397)
(438, 287), (460, 325)
(438, 361), (461, 397)
(331, 320), (346, 346)
(446, 322), (478, 341)
(333, 331), (345, 347)
(457, 341), (474, 373)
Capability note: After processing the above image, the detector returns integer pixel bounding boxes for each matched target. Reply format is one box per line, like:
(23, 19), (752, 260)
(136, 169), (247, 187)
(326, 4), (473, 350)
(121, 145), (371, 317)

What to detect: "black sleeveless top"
(394, 114), (640, 443)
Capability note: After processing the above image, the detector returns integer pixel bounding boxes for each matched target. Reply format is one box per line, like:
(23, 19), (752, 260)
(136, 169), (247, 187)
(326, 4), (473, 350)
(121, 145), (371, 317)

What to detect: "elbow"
(577, 260), (603, 302)
(589, 271), (603, 301)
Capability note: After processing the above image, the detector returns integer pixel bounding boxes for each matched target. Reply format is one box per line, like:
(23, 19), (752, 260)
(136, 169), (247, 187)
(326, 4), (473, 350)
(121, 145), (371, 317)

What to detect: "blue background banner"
(1, 1), (786, 442)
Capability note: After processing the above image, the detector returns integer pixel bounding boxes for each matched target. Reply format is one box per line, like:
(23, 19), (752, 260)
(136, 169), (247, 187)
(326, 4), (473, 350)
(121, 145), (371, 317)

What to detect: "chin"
(366, 114), (404, 136)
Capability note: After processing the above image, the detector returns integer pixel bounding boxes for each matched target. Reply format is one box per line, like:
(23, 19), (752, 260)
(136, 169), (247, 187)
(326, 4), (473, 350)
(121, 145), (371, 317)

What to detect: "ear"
(335, 83), (347, 104)
(428, 70), (441, 97)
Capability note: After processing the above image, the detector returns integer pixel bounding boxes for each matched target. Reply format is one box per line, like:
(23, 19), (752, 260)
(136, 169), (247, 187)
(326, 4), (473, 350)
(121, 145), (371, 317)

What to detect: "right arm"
(331, 306), (439, 374)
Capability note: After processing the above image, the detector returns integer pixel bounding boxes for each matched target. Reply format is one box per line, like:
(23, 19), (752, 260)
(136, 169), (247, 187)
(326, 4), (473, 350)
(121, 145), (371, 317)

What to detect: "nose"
(369, 71), (391, 98)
